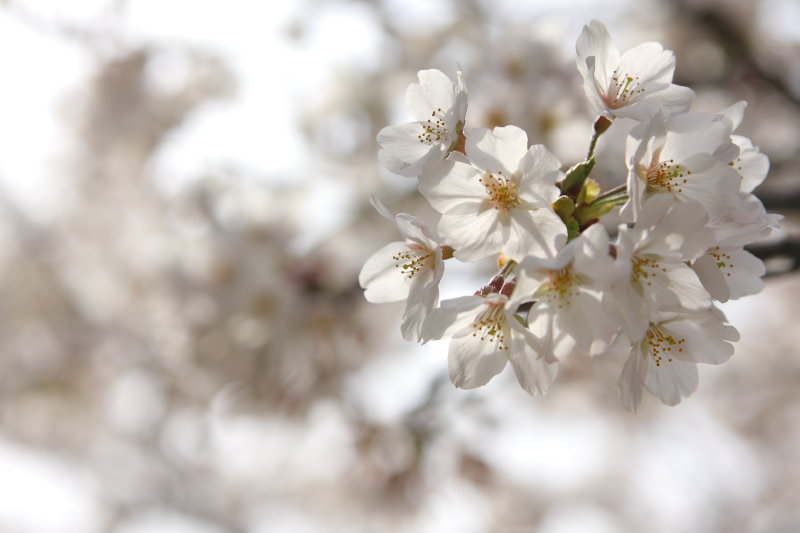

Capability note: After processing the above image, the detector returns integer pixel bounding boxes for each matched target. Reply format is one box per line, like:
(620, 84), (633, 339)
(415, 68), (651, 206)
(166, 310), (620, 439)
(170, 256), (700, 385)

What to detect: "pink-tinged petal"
(440, 210), (507, 262)
(618, 351), (644, 412)
(358, 241), (418, 303)
(447, 335), (508, 389)
(466, 126), (529, 175)
(421, 295), (485, 341)
(507, 321), (558, 395)
(377, 122), (440, 177)
(406, 69), (458, 122)
(418, 159), (487, 214)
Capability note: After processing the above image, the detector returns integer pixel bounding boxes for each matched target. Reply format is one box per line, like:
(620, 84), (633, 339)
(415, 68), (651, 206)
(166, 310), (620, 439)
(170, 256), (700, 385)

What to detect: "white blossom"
(377, 69), (467, 178)
(518, 224), (619, 360)
(421, 282), (557, 395)
(605, 196), (715, 342)
(620, 110), (741, 222)
(358, 199), (446, 341)
(575, 20), (694, 121)
(419, 125), (567, 261)
(618, 308), (739, 411)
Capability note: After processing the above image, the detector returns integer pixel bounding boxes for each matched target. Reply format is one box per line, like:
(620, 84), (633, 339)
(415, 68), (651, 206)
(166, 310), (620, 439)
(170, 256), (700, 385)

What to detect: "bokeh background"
(0, 0), (798, 532)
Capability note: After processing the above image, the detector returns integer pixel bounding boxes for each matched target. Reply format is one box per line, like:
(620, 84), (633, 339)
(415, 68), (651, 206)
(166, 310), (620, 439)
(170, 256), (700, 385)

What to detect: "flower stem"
(590, 194), (629, 210)
(587, 116), (612, 160)
(591, 184), (628, 205)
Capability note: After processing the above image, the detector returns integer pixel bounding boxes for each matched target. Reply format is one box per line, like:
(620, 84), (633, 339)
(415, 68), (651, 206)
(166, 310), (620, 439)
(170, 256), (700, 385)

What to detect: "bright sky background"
(0, 1), (794, 531)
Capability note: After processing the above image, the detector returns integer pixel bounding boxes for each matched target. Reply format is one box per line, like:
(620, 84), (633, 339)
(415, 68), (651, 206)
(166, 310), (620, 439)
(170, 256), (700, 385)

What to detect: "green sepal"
(566, 219), (581, 241)
(552, 196), (575, 222)
(575, 198), (620, 226)
(576, 178), (601, 205)
(561, 157), (595, 196)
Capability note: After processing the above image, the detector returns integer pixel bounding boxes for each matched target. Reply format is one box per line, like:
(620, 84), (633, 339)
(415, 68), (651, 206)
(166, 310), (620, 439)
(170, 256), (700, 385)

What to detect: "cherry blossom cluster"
(359, 20), (779, 410)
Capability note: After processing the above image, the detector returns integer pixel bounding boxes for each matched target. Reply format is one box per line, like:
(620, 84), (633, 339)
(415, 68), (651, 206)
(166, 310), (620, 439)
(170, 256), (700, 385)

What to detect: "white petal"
(662, 113), (734, 162)
(642, 351), (699, 406)
(726, 248), (766, 299)
(418, 159), (486, 214)
(644, 258), (712, 314)
(447, 335), (508, 389)
(664, 315), (736, 365)
(573, 224), (617, 288)
(395, 213), (440, 249)
(466, 126), (529, 175)
(359, 241), (417, 303)
(441, 210), (507, 262)
(421, 295), (485, 341)
(692, 252), (731, 302)
(616, 42), (674, 87)
(505, 208), (567, 260)
(733, 135), (769, 193)
(377, 122), (438, 177)
(527, 302), (577, 362)
(518, 144), (563, 206)
(401, 265), (442, 342)
(719, 100), (747, 130)
(618, 351), (644, 412)
(649, 83), (694, 116)
(369, 194), (394, 221)
(507, 321), (558, 395)
(576, 20), (618, 82)
(406, 69), (458, 122)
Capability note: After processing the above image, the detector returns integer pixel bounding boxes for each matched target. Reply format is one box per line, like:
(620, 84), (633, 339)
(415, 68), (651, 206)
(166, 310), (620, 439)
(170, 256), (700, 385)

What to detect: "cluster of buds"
(359, 20), (779, 410)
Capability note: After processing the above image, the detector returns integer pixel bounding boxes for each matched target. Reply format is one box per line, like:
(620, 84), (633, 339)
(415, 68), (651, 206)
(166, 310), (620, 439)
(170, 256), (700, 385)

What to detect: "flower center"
(417, 107), (449, 145)
(644, 323), (685, 367)
(479, 170), (520, 213)
(392, 245), (434, 280)
(538, 267), (582, 308)
(604, 70), (645, 108)
(642, 158), (691, 193)
(470, 302), (510, 351)
(631, 254), (667, 287)
(708, 246), (735, 277)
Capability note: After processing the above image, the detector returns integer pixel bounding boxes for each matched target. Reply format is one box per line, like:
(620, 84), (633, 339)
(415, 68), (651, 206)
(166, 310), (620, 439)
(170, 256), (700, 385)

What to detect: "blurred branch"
(672, 0), (800, 108)
(747, 239), (800, 276)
